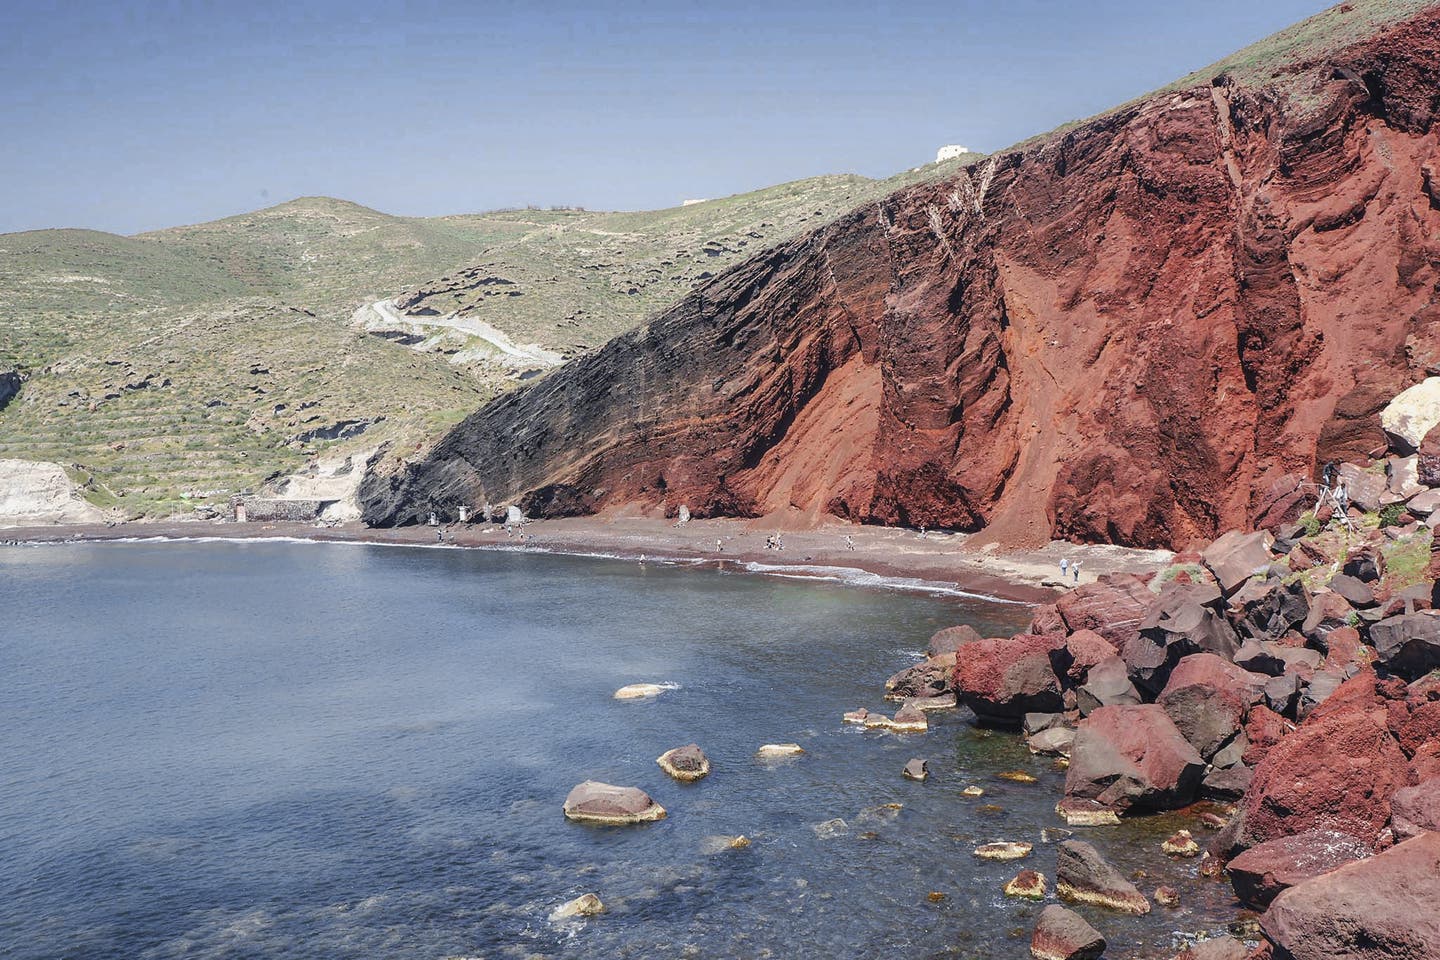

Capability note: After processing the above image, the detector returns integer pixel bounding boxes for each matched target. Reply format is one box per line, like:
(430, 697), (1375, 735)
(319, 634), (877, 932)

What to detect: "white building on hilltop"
(935, 144), (972, 163)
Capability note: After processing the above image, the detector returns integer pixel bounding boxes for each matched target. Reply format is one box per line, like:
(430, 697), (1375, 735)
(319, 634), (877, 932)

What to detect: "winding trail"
(359, 299), (565, 368)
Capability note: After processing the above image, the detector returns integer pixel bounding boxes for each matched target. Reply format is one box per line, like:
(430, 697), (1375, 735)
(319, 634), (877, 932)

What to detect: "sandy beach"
(1, 514), (1173, 605)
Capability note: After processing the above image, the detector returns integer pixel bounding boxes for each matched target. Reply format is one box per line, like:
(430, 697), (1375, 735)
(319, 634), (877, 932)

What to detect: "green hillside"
(0, 157), (978, 518)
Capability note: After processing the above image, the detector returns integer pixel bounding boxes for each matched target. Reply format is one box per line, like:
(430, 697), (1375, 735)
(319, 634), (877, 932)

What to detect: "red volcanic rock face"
(1240, 674), (1410, 847)
(364, 10), (1440, 550)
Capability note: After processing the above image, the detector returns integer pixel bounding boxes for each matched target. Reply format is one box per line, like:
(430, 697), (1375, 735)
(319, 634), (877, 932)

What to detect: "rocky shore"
(874, 419), (1440, 957)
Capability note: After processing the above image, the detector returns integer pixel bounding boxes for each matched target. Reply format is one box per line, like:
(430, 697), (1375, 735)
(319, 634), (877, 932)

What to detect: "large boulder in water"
(1261, 831), (1440, 960)
(885, 652), (955, 700)
(563, 781), (667, 825)
(952, 632), (1065, 727)
(1054, 575), (1153, 652)
(1031, 904), (1107, 960)
(1054, 839), (1150, 914)
(927, 623), (983, 657)
(1157, 653), (1267, 760)
(1225, 829), (1374, 909)
(1064, 704), (1205, 813)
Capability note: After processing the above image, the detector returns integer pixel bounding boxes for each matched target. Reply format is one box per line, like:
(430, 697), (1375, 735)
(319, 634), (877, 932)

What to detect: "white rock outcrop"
(0, 459), (106, 527)
(269, 448), (380, 523)
(1380, 377), (1440, 450)
(936, 144), (972, 163)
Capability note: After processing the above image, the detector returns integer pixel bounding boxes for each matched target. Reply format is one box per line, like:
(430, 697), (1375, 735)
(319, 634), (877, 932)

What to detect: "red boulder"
(953, 632), (1065, 727)
(1261, 832), (1440, 960)
(1225, 829), (1373, 909)
(1064, 704), (1206, 813)
(1054, 574), (1153, 653)
(1157, 653), (1267, 760)
(1241, 675), (1410, 848)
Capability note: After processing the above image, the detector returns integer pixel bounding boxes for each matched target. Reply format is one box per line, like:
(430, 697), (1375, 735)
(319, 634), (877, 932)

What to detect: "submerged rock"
(1054, 798), (1120, 826)
(1031, 904), (1107, 960)
(842, 707), (870, 724)
(1055, 839), (1151, 914)
(1162, 829), (1200, 858)
(549, 892), (605, 920)
(656, 744), (711, 782)
(1004, 869), (1048, 900)
(563, 781), (666, 825)
(1154, 885), (1181, 908)
(812, 818), (849, 839)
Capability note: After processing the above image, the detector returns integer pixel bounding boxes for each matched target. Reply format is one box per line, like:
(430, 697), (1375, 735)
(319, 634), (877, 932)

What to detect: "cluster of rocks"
(893, 472), (1440, 956)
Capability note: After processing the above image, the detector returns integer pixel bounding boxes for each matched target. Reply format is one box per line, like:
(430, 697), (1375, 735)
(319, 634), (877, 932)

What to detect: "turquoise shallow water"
(0, 541), (1237, 958)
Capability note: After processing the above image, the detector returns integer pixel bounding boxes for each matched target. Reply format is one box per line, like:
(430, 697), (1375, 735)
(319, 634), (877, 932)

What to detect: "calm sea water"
(0, 541), (1237, 959)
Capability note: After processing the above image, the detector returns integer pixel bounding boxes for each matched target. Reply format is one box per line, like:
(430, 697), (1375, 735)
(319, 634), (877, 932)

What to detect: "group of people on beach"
(764, 534), (785, 551)
(1059, 557), (1082, 582)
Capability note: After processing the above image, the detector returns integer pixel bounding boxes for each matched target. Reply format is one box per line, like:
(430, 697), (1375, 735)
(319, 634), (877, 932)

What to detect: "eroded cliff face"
(363, 11), (1440, 548)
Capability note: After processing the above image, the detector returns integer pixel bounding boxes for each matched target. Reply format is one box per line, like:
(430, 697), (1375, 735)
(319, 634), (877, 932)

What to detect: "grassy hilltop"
(0, 156), (977, 518)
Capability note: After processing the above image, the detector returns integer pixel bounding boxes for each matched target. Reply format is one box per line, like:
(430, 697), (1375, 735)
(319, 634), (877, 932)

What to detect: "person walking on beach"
(716, 538), (723, 553)
(1072, 559), (1082, 583)
(1060, 558), (1069, 578)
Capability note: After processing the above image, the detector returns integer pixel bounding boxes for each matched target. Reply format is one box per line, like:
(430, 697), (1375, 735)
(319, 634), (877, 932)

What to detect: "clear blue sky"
(1, 0), (1331, 235)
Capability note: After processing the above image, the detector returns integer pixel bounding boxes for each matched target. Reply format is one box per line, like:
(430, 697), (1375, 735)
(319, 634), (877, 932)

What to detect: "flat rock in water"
(1004, 869), (1047, 900)
(1031, 904), (1106, 960)
(1054, 798), (1120, 826)
(902, 758), (929, 781)
(656, 744), (711, 782)
(1055, 839), (1151, 914)
(756, 743), (804, 758)
(974, 840), (1032, 861)
(563, 781), (666, 825)
(614, 683), (668, 700)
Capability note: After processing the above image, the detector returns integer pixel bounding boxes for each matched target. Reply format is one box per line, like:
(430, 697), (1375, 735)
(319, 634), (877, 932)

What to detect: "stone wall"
(236, 498), (328, 522)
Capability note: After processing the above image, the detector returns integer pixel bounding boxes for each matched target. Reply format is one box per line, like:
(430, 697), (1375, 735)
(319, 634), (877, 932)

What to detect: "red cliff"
(363, 4), (1440, 549)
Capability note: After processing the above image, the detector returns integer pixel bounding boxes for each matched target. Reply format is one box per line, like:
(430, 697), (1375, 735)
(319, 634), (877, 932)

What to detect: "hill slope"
(0, 161), (976, 517)
(362, 0), (1440, 549)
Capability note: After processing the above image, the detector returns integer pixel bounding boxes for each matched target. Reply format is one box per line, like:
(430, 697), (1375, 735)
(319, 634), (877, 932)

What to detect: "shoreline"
(0, 515), (1173, 606)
